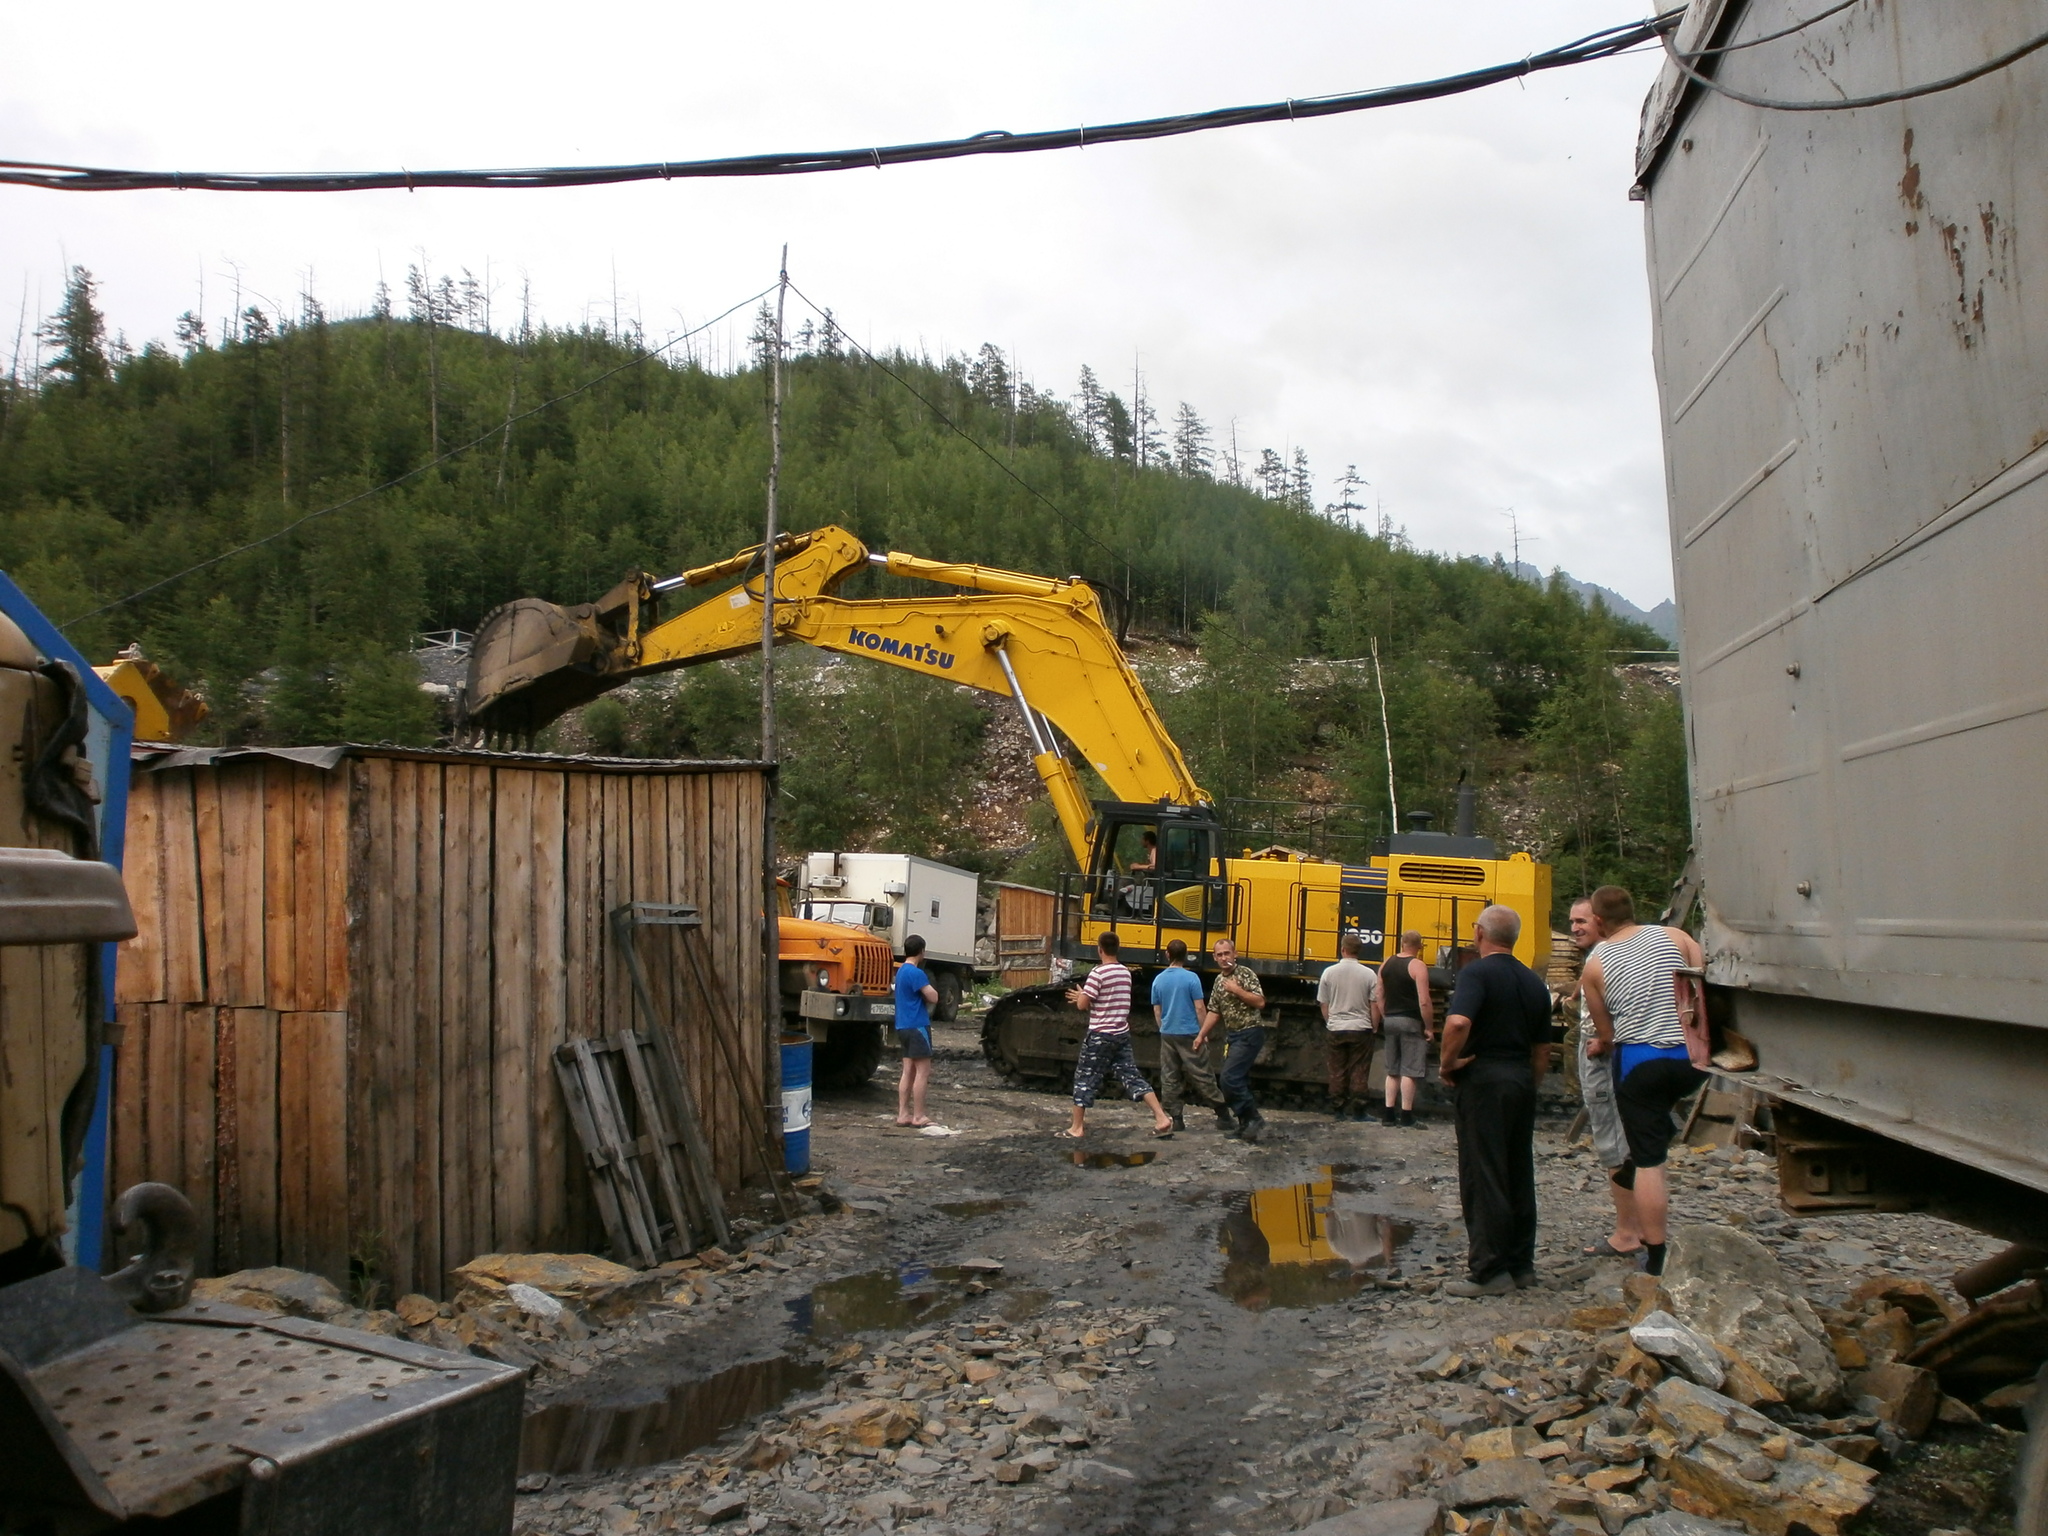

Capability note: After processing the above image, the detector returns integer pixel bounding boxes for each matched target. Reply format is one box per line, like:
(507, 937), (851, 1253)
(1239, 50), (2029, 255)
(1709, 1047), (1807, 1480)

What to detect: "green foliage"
(557, 658), (986, 862)
(1156, 579), (1304, 806)
(1529, 666), (1691, 923)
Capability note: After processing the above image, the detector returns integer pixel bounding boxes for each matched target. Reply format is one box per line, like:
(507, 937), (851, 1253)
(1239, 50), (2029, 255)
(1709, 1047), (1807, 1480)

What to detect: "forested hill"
(0, 269), (1686, 915)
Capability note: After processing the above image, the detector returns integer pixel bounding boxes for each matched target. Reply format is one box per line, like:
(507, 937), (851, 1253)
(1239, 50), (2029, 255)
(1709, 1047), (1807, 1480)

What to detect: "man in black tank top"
(1376, 931), (1434, 1126)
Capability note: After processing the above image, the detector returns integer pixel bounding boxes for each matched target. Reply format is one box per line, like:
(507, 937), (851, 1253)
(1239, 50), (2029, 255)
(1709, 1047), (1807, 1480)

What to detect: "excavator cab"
(1076, 803), (1229, 956)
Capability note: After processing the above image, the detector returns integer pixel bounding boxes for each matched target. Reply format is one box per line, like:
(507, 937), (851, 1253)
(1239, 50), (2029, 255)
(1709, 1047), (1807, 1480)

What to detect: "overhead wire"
(1676, 0), (1862, 56)
(61, 283), (780, 628)
(1659, 5), (2048, 110)
(1, 12), (1685, 195)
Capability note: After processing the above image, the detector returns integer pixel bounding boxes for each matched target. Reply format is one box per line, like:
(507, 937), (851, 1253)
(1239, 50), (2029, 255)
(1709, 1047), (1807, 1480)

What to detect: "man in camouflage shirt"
(1194, 937), (1270, 1142)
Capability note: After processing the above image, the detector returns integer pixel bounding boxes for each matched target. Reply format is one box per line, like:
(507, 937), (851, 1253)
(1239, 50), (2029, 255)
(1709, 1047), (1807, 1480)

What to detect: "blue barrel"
(780, 1035), (814, 1176)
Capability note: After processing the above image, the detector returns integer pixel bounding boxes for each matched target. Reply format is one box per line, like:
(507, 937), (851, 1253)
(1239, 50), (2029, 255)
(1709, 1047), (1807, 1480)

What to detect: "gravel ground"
(509, 1020), (2022, 1536)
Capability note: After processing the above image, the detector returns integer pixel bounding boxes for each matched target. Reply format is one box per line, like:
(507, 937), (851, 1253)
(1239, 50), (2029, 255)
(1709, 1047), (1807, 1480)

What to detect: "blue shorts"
(896, 1027), (932, 1059)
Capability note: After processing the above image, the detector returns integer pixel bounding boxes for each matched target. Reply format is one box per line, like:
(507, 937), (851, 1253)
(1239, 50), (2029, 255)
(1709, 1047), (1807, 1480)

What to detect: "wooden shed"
(111, 746), (773, 1301)
(992, 882), (1057, 989)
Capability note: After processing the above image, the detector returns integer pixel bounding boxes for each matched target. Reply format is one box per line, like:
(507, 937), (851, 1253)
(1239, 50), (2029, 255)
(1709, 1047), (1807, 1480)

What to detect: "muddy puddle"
(784, 1262), (1031, 1338)
(1216, 1165), (1439, 1311)
(520, 1354), (825, 1475)
(1070, 1149), (1158, 1169)
(523, 1263), (1045, 1475)
(936, 1197), (1027, 1219)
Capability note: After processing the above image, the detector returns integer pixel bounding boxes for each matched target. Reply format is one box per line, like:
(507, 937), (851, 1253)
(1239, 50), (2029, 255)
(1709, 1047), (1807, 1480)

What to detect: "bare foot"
(908, 1117), (933, 1128)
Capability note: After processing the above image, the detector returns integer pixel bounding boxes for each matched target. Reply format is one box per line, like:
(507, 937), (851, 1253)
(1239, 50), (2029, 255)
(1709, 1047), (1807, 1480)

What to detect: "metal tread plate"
(31, 1301), (519, 1519)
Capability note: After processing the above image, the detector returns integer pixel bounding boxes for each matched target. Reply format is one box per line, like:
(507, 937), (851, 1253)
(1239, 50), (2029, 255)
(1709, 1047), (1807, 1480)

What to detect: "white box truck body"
(800, 853), (979, 1019)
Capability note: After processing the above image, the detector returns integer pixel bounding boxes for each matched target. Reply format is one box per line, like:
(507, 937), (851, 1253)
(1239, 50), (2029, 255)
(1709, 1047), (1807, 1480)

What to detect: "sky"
(0, 1), (1678, 607)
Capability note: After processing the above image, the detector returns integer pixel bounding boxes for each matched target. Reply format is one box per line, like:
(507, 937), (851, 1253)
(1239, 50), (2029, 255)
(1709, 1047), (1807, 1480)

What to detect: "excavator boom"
(465, 526), (1206, 866)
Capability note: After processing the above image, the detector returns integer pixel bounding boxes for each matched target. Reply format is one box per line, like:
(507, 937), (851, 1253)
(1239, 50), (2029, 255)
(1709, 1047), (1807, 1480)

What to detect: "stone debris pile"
(513, 1300), (1175, 1536)
(1221, 1220), (2032, 1536)
(192, 1216), (861, 1397)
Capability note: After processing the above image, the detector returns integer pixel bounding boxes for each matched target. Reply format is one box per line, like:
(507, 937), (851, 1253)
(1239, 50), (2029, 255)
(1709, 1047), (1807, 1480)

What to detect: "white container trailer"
(800, 852), (979, 1019)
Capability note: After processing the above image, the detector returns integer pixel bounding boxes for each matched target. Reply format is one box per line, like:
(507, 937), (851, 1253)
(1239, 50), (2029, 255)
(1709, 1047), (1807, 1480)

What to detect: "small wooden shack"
(112, 746), (772, 1300)
(992, 882), (1057, 989)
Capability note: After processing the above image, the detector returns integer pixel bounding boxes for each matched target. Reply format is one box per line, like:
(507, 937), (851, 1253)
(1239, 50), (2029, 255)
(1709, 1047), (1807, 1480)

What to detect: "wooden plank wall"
(996, 884), (1057, 989)
(114, 752), (771, 1302)
(113, 763), (351, 1282)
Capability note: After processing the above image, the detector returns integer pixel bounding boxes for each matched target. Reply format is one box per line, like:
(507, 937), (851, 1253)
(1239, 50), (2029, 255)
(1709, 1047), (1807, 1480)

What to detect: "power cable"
(1659, 8), (2048, 110)
(1677, 0), (1862, 57)
(783, 280), (1123, 577)
(1, 12), (1683, 195)
(62, 283), (780, 628)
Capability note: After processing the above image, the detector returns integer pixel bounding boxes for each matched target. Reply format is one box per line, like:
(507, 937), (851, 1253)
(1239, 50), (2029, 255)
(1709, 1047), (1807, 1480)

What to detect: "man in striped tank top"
(1582, 885), (1706, 1276)
(1059, 931), (1176, 1141)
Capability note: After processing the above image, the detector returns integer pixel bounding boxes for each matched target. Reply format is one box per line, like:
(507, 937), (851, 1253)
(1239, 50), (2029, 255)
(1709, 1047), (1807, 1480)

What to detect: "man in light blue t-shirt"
(1150, 939), (1231, 1133)
(893, 935), (939, 1128)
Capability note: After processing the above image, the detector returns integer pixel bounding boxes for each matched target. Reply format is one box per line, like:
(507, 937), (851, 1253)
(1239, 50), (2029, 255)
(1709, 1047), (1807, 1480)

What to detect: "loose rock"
(1659, 1226), (1845, 1410)
(1629, 1310), (1726, 1389)
(1295, 1500), (1444, 1536)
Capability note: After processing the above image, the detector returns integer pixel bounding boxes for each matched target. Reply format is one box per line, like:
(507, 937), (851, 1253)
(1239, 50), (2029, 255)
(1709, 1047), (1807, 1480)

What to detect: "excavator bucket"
(464, 596), (621, 741)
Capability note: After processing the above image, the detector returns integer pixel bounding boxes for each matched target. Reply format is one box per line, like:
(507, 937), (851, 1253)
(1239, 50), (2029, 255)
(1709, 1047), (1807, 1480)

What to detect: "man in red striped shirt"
(1060, 932), (1176, 1141)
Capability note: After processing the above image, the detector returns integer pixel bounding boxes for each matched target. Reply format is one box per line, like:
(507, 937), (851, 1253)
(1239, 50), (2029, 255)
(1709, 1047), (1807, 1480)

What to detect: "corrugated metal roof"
(130, 743), (773, 775)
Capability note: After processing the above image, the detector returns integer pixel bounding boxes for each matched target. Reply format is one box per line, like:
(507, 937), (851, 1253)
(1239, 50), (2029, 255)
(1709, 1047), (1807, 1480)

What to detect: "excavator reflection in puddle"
(1216, 1166), (1431, 1311)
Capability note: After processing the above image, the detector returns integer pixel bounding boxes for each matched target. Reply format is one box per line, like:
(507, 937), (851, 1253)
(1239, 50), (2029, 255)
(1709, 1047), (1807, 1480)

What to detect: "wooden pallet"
(552, 1019), (728, 1266)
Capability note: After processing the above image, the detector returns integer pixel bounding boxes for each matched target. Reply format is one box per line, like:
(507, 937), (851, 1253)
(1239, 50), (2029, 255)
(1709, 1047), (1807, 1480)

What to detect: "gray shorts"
(1382, 1015), (1428, 1079)
(1577, 1027), (1631, 1171)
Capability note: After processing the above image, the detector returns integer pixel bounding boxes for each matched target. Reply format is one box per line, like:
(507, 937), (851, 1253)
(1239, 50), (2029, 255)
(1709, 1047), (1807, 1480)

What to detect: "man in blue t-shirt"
(1150, 939), (1232, 1133)
(893, 935), (940, 1127)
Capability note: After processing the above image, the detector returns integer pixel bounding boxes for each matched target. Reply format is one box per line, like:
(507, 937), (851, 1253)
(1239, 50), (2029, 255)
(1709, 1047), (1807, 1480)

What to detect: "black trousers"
(1453, 1055), (1537, 1283)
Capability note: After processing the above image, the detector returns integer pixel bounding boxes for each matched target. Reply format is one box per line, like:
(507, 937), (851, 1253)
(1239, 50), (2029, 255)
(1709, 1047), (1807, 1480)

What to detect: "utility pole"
(763, 247), (787, 760)
(762, 247), (788, 1144)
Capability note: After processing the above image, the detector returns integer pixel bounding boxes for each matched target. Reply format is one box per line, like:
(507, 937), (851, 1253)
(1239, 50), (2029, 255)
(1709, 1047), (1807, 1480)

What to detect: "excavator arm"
(465, 525), (1208, 868)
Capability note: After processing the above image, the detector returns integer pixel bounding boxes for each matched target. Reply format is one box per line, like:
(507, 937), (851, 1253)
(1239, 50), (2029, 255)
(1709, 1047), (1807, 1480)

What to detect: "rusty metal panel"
(1644, 0), (2048, 1036)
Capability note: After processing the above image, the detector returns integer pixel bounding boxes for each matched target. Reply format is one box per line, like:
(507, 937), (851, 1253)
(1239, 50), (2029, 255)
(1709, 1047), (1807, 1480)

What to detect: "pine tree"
(406, 264), (444, 453)
(1257, 448), (1287, 500)
(40, 267), (109, 387)
(1132, 376), (1159, 468)
(1289, 447), (1314, 512)
(1075, 366), (1105, 453)
(968, 343), (1011, 408)
(1101, 393), (1135, 461)
(1327, 464), (1367, 525)
(1171, 402), (1212, 477)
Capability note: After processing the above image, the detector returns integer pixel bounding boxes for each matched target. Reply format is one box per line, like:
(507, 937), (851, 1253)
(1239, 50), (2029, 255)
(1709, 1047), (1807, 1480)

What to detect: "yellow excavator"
(465, 525), (1551, 1099)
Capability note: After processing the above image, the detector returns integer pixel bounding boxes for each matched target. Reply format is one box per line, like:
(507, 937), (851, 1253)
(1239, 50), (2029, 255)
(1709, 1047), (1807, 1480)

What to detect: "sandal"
(1150, 1126), (1176, 1140)
(1582, 1238), (1643, 1258)
(1053, 1128), (1086, 1141)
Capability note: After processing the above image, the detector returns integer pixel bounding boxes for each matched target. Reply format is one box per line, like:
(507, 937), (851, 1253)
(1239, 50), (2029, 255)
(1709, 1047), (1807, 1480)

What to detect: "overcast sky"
(0, 1), (1677, 607)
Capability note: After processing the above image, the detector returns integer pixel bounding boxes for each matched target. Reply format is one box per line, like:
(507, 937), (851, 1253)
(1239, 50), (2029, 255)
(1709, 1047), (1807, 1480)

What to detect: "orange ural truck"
(777, 879), (897, 1087)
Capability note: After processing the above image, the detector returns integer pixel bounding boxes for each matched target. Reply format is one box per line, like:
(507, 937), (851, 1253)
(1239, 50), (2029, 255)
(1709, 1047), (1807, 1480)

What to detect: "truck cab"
(774, 881), (895, 1087)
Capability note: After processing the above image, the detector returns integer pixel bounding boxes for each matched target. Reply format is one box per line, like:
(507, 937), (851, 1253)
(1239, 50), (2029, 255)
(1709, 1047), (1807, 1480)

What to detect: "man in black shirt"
(1438, 904), (1552, 1297)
